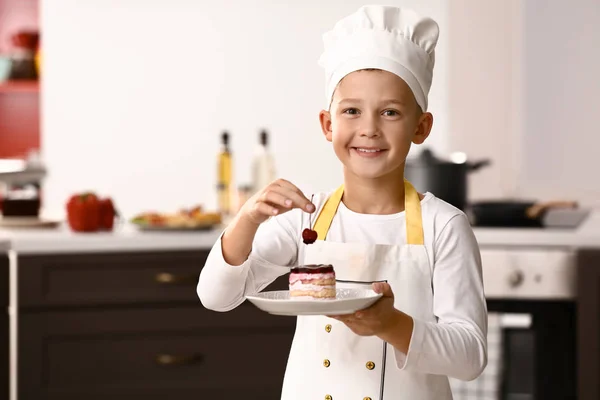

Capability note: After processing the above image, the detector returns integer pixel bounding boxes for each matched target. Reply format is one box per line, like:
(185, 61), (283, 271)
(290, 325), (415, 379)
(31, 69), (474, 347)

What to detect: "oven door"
(451, 303), (576, 400)
(465, 247), (578, 400)
(501, 313), (535, 400)
(496, 301), (576, 400)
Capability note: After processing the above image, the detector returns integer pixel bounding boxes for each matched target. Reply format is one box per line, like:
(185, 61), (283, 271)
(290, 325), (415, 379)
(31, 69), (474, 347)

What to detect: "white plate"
(132, 223), (218, 232)
(0, 217), (61, 229)
(246, 288), (383, 316)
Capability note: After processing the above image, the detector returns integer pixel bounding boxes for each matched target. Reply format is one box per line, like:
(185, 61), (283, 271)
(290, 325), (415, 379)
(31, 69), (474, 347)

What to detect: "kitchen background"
(1, 1), (599, 400)
(1, 0), (598, 219)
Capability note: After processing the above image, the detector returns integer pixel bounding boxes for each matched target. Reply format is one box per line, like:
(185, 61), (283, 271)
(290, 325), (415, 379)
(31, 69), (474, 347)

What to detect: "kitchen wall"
(448, 0), (600, 207)
(520, 0), (600, 206)
(40, 0), (449, 218)
(41, 0), (600, 218)
(447, 0), (523, 201)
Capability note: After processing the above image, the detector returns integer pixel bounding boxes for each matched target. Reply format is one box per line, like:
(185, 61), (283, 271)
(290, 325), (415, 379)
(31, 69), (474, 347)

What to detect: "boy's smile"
(352, 146), (387, 158)
(319, 69), (433, 183)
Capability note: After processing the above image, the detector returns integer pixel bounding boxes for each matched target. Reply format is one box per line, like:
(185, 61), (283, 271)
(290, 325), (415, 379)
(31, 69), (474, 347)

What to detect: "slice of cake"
(289, 264), (336, 299)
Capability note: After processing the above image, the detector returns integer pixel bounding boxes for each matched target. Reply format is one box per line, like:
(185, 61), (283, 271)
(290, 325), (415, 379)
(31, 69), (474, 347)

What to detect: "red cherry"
(302, 228), (318, 244)
(301, 194), (317, 244)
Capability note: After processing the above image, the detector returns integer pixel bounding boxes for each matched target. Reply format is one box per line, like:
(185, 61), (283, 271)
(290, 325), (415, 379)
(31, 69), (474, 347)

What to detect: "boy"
(198, 5), (487, 399)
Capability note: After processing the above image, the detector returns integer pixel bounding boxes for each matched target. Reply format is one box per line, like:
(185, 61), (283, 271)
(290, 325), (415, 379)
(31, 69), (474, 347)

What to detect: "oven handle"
(500, 313), (532, 329)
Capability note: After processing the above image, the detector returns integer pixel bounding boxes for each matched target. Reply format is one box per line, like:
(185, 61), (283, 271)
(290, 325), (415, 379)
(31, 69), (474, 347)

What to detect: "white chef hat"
(318, 5), (439, 111)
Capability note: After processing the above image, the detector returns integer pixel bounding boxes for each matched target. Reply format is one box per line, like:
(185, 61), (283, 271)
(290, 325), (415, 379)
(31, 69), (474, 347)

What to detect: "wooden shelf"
(0, 81), (39, 94)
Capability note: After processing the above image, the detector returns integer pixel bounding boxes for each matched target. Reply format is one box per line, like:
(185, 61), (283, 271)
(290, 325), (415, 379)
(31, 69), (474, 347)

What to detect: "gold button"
(366, 361), (375, 370)
(364, 397), (372, 400)
(325, 395), (332, 400)
(323, 359), (330, 368)
(325, 324), (332, 333)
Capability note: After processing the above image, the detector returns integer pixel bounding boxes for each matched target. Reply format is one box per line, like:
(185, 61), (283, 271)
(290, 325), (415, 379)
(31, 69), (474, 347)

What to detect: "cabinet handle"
(155, 353), (204, 366)
(154, 272), (197, 285)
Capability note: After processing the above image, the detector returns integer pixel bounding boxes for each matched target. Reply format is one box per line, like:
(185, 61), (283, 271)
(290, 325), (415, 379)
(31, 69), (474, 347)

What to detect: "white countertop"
(0, 224), (224, 254)
(474, 210), (600, 249)
(0, 212), (599, 255)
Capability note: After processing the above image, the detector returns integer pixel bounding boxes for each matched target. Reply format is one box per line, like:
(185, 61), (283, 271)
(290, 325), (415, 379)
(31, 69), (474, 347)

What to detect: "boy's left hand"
(329, 282), (399, 337)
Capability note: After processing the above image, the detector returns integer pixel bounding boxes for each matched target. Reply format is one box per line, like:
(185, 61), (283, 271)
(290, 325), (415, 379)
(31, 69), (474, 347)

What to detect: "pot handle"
(468, 159), (491, 171)
(525, 201), (578, 219)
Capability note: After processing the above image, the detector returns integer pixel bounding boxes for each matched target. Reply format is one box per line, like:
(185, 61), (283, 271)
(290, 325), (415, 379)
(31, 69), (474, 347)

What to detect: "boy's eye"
(383, 109), (400, 117)
(343, 108), (359, 115)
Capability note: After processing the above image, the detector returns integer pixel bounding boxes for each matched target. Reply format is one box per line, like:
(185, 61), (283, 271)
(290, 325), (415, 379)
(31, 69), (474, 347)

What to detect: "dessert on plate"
(289, 264), (336, 299)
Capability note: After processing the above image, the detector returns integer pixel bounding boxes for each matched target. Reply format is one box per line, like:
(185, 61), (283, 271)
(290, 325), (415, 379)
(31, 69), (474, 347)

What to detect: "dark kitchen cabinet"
(16, 250), (295, 400)
(577, 248), (600, 400)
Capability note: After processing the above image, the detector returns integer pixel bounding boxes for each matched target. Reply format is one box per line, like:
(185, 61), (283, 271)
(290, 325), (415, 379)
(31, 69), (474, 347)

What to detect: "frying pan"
(468, 201), (578, 228)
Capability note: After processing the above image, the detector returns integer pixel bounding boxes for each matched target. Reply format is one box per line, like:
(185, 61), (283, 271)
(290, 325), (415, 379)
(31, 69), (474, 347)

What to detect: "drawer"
(17, 251), (209, 307)
(19, 305), (297, 400)
(0, 253), (7, 308)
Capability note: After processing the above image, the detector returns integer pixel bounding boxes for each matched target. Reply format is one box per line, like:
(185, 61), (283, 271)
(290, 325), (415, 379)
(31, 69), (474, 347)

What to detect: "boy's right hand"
(241, 179), (315, 225)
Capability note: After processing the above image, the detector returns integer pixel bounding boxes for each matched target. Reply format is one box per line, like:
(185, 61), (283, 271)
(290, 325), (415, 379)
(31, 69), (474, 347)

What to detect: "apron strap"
(313, 185), (344, 241)
(313, 179), (424, 245)
(403, 179), (425, 245)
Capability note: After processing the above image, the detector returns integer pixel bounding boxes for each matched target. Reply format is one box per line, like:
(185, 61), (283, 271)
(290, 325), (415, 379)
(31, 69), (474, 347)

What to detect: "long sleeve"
(197, 211), (300, 312)
(397, 214), (488, 381)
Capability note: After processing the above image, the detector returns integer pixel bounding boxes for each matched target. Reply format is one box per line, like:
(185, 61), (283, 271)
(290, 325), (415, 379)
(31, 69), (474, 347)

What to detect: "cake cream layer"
(289, 282), (336, 292)
(289, 273), (335, 284)
(290, 288), (336, 299)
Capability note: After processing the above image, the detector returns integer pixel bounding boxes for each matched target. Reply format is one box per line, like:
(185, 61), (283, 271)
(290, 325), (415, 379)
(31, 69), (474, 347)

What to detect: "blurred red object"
(66, 193), (118, 232)
(66, 193), (101, 232)
(11, 31), (40, 50)
(98, 198), (117, 231)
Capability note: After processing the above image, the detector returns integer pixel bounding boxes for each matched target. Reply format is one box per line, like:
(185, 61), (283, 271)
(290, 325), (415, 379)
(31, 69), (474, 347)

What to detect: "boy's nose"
(359, 125), (381, 138)
(358, 115), (380, 137)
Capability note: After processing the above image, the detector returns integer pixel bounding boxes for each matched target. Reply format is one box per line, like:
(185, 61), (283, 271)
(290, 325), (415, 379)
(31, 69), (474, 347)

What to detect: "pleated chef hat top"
(318, 5), (440, 111)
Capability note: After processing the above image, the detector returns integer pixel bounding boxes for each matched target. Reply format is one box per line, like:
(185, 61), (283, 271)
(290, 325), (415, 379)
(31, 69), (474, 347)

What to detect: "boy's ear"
(412, 112), (434, 145)
(319, 110), (333, 142)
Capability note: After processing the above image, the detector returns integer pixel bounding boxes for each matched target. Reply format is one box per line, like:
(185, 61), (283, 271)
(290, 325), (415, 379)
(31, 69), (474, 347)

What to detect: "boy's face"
(319, 70), (433, 182)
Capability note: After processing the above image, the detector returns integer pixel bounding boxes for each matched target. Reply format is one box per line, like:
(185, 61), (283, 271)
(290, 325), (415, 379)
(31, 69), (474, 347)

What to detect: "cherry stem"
(309, 194), (314, 228)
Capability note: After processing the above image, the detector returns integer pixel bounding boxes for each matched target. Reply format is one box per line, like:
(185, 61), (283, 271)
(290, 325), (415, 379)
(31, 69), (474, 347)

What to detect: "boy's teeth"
(357, 148), (380, 153)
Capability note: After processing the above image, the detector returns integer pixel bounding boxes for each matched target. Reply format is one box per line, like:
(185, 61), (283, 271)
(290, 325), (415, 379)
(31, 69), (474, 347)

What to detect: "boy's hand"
(329, 282), (414, 353)
(241, 179), (315, 225)
(329, 282), (398, 336)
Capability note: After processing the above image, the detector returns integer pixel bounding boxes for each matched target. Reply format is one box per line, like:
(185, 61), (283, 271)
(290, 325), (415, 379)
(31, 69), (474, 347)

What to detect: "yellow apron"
(280, 180), (453, 399)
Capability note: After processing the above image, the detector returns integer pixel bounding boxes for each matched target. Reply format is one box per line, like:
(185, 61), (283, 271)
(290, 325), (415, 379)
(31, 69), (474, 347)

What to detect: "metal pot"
(404, 148), (490, 211)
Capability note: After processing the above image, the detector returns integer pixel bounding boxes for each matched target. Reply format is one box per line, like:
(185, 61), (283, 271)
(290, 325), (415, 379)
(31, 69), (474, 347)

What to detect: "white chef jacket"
(198, 191), (488, 383)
